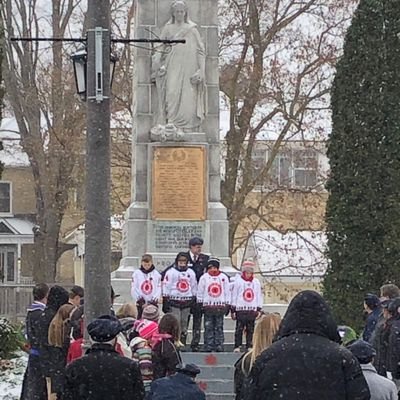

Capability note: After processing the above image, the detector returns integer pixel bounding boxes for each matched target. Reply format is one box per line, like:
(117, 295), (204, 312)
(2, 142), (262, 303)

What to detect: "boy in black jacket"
(20, 283), (49, 400)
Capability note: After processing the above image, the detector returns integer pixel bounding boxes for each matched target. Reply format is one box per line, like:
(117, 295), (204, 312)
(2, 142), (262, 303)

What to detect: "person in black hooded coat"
(35, 285), (69, 398)
(245, 290), (370, 400)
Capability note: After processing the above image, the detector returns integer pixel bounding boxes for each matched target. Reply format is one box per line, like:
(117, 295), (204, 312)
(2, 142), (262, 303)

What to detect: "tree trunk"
(32, 226), (60, 283)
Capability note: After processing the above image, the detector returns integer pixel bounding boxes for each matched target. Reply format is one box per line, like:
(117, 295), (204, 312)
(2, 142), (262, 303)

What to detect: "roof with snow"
(0, 217), (35, 245)
(0, 117), (30, 167)
(252, 230), (327, 278)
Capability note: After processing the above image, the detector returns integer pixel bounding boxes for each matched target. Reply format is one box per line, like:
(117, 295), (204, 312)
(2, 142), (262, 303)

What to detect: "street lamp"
(71, 49), (87, 99)
(71, 48), (117, 100)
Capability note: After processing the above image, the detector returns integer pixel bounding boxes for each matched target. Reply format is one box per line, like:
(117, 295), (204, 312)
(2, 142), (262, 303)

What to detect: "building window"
(7, 251), (15, 282)
(0, 246), (16, 283)
(251, 148), (267, 183)
(0, 182), (11, 214)
(293, 150), (318, 188)
(268, 148), (318, 189)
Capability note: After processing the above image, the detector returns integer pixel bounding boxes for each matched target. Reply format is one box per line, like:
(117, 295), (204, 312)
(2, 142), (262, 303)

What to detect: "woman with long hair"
(152, 313), (183, 379)
(47, 303), (75, 399)
(48, 303), (75, 347)
(234, 313), (281, 400)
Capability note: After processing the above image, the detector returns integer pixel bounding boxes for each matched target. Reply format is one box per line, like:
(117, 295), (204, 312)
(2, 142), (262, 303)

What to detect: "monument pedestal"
(111, 0), (233, 304)
(114, 142), (231, 273)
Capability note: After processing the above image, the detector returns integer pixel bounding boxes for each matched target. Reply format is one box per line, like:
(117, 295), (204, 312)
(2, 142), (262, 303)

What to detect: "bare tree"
(0, 11), (4, 123)
(1, 0), (135, 282)
(219, 0), (357, 255)
(109, 0), (135, 214)
(0, 11), (5, 177)
(1, 0), (85, 282)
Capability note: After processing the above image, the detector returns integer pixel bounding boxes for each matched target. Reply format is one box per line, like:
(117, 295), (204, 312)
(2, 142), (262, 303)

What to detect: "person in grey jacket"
(348, 340), (397, 400)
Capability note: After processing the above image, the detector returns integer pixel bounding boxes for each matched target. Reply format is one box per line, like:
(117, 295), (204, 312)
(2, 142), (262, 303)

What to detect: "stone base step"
(199, 379), (235, 394)
(182, 351), (241, 365)
(194, 365), (235, 380)
(182, 352), (240, 398)
(207, 393), (234, 400)
(186, 330), (235, 343)
(181, 344), (237, 352)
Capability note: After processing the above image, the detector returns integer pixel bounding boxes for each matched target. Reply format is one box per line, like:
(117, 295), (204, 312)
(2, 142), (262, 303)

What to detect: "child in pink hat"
(130, 319), (159, 394)
(230, 260), (262, 352)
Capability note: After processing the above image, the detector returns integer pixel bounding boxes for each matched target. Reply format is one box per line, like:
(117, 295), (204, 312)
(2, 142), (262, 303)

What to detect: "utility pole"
(85, 0), (111, 322)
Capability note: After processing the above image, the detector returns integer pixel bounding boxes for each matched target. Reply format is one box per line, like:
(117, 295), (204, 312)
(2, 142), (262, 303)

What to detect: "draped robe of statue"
(153, 19), (206, 132)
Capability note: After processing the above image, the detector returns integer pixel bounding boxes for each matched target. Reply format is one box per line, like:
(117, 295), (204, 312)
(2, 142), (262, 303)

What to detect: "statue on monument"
(152, 0), (206, 133)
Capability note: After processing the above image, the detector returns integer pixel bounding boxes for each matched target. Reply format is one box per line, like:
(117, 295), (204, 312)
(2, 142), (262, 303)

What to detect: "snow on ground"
(0, 352), (27, 400)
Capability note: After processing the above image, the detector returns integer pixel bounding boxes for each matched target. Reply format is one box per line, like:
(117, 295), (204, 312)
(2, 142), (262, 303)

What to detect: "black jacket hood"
(175, 252), (189, 264)
(46, 285), (69, 311)
(276, 290), (340, 343)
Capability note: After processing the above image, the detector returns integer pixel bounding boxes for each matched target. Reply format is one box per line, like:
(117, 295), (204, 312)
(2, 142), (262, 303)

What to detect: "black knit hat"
(87, 315), (122, 342)
(175, 252), (189, 263)
(364, 293), (380, 310)
(47, 285), (69, 311)
(347, 340), (376, 364)
(207, 257), (220, 269)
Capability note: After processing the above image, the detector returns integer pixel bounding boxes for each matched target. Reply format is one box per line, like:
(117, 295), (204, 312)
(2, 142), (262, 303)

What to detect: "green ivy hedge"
(0, 318), (25, 359)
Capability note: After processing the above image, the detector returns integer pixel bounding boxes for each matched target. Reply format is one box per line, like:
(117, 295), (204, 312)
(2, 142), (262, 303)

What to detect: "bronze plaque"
(152, 146), (206, 220)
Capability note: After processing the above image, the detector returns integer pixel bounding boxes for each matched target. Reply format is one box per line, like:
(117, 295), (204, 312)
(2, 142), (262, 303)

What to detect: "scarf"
(151, 332), (173, 348)
(241, 272), (254, 282)
(140, 265), (156, 274)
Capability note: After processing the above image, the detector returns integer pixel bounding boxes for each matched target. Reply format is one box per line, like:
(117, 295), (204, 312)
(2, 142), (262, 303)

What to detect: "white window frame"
(251, 147), (268, 183)
(292, 149), (318, 189)
(267, 148), (319, 189)
(0, 245), (17, 284)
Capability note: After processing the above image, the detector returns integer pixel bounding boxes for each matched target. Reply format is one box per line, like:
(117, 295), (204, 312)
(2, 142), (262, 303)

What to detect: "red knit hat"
(138, 320), (159, 340)
(242, 260), (255, 273)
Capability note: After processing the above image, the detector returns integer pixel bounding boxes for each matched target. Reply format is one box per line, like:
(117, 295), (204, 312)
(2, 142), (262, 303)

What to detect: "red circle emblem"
(177, 278), (190, 293)
(141, 280), (153, 295)
(243, 288), (254, 302)
(208, 283), (222, 298)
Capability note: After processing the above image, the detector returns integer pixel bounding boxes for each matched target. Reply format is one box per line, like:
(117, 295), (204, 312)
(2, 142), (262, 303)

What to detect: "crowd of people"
(21, 235), (262, 399)
(20, 281), (203, 400)
(18, 235), (400, 400)
(232, 285), (400, 400)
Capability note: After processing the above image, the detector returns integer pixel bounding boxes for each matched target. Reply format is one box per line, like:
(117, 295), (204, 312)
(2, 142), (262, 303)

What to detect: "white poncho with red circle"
(163, 267), (198, 303)
(230, 274), (263, 312)
(131, 268), (162, 303)
(197, 272), (230, 309)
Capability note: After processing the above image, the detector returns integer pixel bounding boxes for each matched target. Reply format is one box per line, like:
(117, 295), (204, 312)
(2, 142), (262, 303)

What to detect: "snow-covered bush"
(0, 318), (24, 360)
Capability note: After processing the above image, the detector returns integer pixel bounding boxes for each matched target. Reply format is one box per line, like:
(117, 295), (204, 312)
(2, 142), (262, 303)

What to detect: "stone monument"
(112, 0), (231, 298)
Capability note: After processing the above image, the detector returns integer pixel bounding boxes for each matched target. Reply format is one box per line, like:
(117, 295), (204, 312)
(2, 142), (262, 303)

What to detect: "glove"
(162, 297), (171, 314)
(136, 298), (145, 307)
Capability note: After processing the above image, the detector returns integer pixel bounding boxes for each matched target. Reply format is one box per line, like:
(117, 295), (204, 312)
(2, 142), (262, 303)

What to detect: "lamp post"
(84, 1), (112, 324)
(71, 50), (87, 99)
